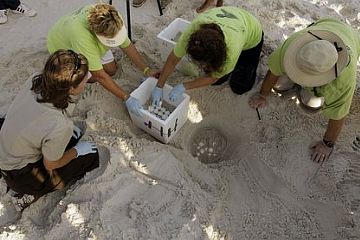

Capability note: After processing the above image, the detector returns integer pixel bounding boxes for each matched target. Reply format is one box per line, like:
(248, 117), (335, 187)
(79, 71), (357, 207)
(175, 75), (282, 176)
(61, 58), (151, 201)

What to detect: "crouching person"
(0, 50), (99, 212)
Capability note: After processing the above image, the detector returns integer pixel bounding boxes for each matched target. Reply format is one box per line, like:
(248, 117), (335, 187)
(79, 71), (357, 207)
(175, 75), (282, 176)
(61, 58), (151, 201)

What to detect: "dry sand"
(0, 0), (359, 239)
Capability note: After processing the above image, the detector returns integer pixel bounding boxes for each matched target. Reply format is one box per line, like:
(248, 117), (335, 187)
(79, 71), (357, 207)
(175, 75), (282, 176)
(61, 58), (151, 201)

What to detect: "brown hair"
(187, 23), (226, 73)
(88, 3), (123, 38)
(31, 50), (88, 109)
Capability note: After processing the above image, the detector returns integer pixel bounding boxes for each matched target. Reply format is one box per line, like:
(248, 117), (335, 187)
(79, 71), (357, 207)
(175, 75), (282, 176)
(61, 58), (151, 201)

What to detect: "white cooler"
(157, 18), (202, 77)
(129, 77), (190, 143)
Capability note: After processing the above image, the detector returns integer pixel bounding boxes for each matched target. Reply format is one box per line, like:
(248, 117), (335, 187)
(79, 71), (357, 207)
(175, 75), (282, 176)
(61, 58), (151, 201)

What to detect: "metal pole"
(126, 0), (132, 40)
(156, 0), (163, 16)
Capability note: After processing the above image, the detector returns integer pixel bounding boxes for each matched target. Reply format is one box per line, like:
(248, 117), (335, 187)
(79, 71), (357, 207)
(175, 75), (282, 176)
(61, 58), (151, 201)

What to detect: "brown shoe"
(132, 0), (147, 8)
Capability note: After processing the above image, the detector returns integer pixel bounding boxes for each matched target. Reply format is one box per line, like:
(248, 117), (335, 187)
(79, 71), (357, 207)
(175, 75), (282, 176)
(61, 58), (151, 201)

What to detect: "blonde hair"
(31, 50), (88, 109)
(88, 4), (123, 38)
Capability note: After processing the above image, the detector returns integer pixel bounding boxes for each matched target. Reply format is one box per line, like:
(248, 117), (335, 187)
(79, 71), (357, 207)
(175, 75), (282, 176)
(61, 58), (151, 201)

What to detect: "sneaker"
(132, 0), (147, 8)
(11, 3), (37, 17)
(0, 10), (8, 24)
(11, 194), (38, 212)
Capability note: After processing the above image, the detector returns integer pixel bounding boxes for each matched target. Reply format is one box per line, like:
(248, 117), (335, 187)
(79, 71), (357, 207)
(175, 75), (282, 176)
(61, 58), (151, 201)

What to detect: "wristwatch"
(323, 139), (335, 148)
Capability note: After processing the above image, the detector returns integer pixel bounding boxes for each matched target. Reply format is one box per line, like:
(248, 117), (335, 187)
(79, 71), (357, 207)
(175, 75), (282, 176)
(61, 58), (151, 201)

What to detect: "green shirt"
(47, 5), (131, 71)
(174, 6), (263, 78)
(268, 18), (360, 120)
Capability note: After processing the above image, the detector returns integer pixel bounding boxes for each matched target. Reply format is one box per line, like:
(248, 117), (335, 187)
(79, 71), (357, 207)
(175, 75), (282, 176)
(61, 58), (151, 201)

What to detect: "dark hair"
(31, 50), (88, 109)
(187, 23), (226, 73)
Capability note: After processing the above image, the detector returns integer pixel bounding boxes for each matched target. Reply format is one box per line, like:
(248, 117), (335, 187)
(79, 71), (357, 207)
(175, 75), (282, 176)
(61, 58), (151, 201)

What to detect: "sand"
(0, 0), (359, 239)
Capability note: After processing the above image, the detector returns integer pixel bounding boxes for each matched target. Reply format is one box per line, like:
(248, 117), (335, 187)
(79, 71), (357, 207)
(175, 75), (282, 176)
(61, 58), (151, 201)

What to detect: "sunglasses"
(69, 50), (81, 80)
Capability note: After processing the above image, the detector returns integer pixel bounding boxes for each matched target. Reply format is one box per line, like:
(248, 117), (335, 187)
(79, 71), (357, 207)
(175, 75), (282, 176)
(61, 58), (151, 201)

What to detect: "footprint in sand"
(352, 136), (360, 151)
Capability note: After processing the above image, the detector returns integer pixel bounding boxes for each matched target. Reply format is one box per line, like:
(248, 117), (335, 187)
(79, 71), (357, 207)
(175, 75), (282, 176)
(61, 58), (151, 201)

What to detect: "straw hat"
(283, 30), (348, 87)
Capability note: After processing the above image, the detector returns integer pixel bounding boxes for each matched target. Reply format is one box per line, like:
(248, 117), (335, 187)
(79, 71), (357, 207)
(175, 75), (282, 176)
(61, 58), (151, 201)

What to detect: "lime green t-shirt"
(174, 7), (263, 78)
(268, 18), (360, 120)
(47, 5), (131, 71)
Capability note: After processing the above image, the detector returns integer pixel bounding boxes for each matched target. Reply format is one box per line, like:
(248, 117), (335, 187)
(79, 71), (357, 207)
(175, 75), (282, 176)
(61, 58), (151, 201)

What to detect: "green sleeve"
(120, 36), (131, 49)
(173, 22), (200, 58)
(267, 45), (285, 76)
(320, 69), (356, 120)
(72, 38), (103, 71)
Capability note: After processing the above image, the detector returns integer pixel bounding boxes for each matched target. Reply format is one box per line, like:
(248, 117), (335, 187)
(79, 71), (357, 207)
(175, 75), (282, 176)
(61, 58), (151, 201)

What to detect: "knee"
(105, 64), (118, 76)
(230, 83), (252, 95)
(104, 64), (118, 77)
(229, 78), (254, 95)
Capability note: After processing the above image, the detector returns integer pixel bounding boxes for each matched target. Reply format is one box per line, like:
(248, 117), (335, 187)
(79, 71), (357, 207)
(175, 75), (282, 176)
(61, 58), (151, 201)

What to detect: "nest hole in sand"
(188, 127), (229, 164)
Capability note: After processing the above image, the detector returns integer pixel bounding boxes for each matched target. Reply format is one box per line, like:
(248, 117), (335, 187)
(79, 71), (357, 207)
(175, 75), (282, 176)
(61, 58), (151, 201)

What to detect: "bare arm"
(156, 50), (182, 88)
(90, 69), (129, 101)
(323, 118), (345, 143)
(259, 70), (280, 96)
(121, 42), (149, 73)
(43, 148), (77, 171)
(183, 76), (218, 90)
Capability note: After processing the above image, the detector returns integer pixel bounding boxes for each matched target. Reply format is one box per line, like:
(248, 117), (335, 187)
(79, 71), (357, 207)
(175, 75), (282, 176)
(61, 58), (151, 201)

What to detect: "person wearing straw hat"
(47, 3), (159, 117)
(0, 50), (100, 211)
(249, 18), (360, 163)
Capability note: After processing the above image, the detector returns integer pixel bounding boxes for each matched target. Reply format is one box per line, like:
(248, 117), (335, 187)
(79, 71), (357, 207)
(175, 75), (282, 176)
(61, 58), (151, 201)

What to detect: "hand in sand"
(248, 92), (267, 109)
(310, 140), (333, 163)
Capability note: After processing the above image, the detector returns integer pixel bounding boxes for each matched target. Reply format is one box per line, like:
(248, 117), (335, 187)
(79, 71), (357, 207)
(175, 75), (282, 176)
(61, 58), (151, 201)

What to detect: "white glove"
(72, 125), (82, 139)
(74, 141), (97, 157)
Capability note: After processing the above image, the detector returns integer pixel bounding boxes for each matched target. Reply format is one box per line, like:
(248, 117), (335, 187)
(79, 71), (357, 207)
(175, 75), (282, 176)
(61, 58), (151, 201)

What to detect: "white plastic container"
(157, 18), (201, 77)
(129, 77), (190, 143)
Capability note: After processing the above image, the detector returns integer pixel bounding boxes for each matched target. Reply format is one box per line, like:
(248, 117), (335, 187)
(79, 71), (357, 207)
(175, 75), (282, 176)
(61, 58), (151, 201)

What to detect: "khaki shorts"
(101, 50), (115, 65)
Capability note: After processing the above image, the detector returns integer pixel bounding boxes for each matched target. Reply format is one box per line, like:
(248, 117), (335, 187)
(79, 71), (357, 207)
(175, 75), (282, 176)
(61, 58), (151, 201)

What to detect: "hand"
(125, 96), (143, 117)
(310, 140), (333, 163)
(145, 68), (161, 78)
(74, 141), (97, 157)
(248, 92), (267, 109)
(169, 84), (185, 102)
(151, 87), (163, 106)
(72, 125), (82, 139)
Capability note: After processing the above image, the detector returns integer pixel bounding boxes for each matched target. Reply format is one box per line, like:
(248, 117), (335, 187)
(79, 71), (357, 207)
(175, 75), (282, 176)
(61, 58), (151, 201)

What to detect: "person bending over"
(249, 18), (360, 163)
(47, 3), (159, 116)
(152, 6), (263, 105)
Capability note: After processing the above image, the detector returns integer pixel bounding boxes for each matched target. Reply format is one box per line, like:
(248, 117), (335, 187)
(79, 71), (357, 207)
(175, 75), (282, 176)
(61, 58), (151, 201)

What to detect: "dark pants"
(0, 118), (99, 197)
(213, 33), (264, 95)
(0, 0), (20, 10)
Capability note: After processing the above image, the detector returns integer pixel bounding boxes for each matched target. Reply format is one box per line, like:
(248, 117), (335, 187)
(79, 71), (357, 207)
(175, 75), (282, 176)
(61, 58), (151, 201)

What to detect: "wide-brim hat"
(283, 30), (348, 87)
(96, 19), (127, 47)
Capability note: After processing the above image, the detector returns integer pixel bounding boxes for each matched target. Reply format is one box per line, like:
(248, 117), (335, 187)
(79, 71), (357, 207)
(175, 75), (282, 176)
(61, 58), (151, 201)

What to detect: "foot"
(11, 3), (37, 17)
(132, 0), (147, 8)
(11, 194), (38, 212)
(216, 0), (223, 7)
(0, 10), (8, 24)
(196, 0), (216, 13)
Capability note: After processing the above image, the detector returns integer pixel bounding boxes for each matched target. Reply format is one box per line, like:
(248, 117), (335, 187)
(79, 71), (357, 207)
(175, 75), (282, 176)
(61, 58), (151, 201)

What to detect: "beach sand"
(0, 0), (359, 239)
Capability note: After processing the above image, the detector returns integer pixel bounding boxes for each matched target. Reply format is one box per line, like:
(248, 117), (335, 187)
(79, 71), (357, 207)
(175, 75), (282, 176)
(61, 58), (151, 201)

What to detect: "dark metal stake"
(256, 108), (261, 121)
(126, 0), (132, 41)
(156, 0), (163, 16)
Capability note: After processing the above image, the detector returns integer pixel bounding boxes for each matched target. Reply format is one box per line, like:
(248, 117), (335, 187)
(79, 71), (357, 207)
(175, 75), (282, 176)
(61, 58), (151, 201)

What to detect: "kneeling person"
(0, 50), (99, 211)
